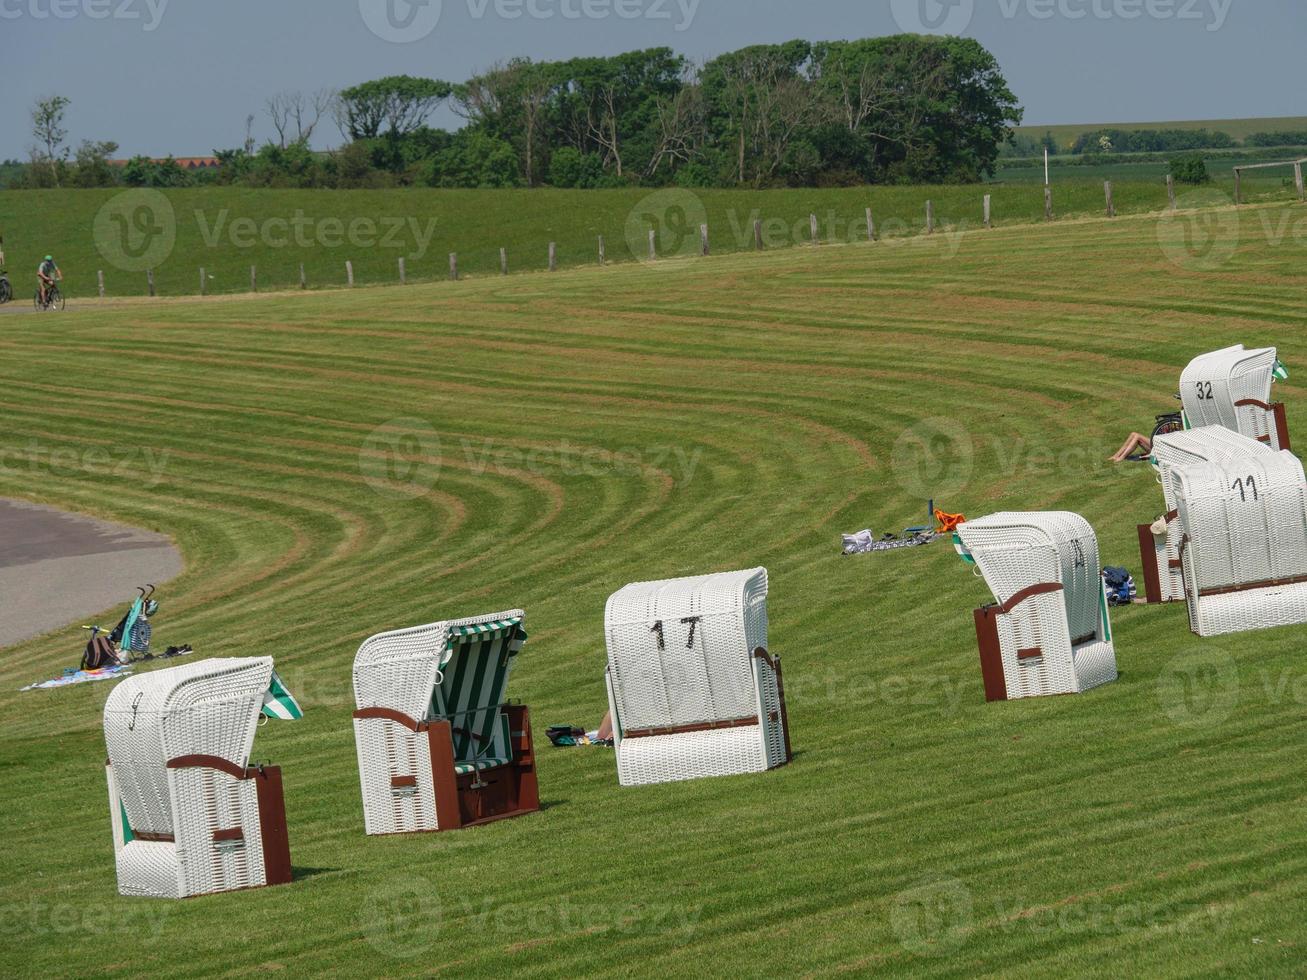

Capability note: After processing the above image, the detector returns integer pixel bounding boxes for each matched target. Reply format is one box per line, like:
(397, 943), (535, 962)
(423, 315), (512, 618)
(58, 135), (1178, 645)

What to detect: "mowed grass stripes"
(1, 204), (1305, 977)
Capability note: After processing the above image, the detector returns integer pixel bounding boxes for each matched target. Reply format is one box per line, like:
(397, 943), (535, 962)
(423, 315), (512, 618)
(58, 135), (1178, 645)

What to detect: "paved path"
(0, 499), (182, 648)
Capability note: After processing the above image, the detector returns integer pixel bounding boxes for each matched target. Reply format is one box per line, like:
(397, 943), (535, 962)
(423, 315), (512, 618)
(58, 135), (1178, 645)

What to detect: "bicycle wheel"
(0, 278), (11, 304)
(50, 286), (65, 311)
(1152, 415), (1183, 441)
(33, 289), (44, 311)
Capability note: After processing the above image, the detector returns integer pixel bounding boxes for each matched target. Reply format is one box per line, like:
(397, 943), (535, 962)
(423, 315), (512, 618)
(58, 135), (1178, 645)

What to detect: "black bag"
(81, 633), (119, 670)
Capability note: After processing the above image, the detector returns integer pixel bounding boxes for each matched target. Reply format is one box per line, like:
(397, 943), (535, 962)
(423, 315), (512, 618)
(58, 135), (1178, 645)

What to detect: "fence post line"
(250, 265), (257, 292)
(97, 269), (105, 298)
(810, 213), (819, 244)
(500, 248), (508, 275)
(398, 257), (406, 284)
(866, 207), (876, 242)
(754, 219), (764, 250)
(548, 242), (557, 271)
(983, 194), (992, 229)
(299, 263), (306, 289)
(598, 235), (606, 265)
(345, 260), (354, 287)
(147, 269), (155, 297)
(700, 223), (709, 256)
(648, 229), (657, 261)
(1044, 186), (1053, 222)
(1166, 174), (1177, 210)
(1105, 181), (1115, 218)
(449, 252), (458, 281)
(926, 200), (935, 234)
(1296, 162), (1305, 202)
(199, 267), (206, 296)
(1234, 169), (1242, 205)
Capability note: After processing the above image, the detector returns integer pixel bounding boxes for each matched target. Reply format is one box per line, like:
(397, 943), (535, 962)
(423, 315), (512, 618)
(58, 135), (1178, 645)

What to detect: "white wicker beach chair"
(955, 513), (1117, 702)
(1136, 427), (1275, 604)
(352, 611), (537, 835)
(1180, 345), (1291, 450)
(1169, 450), (1307, 636)
(604, 568), (791, 787)
(103, 657), (293, 898)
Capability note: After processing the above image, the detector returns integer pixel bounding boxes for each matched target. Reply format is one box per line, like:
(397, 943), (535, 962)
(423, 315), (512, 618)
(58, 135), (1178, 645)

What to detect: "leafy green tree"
(1171, 153), (1210, 185)
(30, 94), (71, 186)
(71, 140), (119, 188)
(337, 76), (452, 140)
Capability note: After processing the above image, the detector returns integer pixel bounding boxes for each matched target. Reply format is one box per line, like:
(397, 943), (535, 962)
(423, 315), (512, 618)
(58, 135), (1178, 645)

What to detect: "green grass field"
(5, 178), (1297, 300)
(1017, 115), (1307, 148)
(3, 200), (1307, 976)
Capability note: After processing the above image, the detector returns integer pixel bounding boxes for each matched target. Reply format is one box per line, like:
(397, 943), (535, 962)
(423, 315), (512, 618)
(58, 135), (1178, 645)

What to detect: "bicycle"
(34, 282), (65, 311)
(1151, 393), (1184, 441)
(0, 270), (11, 304)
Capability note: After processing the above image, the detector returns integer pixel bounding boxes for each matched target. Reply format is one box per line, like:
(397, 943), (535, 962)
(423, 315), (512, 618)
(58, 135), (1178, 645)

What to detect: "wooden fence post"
(754, 219), (763, 250)
(926, 200), (935, 234)
(199, 267), (206, 296)
(598, 235), (606, 265)
(1105, 181), (1115, 218)
(548, 242), (557, 271)
(1167, 175), (1177, 210)
(810, 213), (819, 244)
(398, 257), (406, 284)
(983, 194), (992, 228)
(866, 207), (876, 241)
(346, 261), (354, 287)
(1296, 162), (1305, 202)
(700, 224), (709, 256)
(250, 265), (257, 292)
(299, 263), (306, 289)
(449, 252), (458, 281)
(648, 229), (657, 261)
(1234, 169), (1242, 205)
(147, 269), (155, 297)
(1044, 186), (1053, 221)
(500, 248), (508, 275)
(97, 270), (105, 298)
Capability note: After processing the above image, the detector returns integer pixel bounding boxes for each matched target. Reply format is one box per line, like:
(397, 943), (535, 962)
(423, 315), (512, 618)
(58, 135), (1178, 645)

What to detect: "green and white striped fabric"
(953, 533), (976, 565)
(432, 619), (524, 768)
(1275, 359), (1289, 382)
(261, 670), (303, 721)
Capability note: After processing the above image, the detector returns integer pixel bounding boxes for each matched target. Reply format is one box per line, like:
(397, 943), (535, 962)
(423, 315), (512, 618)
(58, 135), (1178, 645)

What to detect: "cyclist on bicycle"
(37, 255), (61, 306)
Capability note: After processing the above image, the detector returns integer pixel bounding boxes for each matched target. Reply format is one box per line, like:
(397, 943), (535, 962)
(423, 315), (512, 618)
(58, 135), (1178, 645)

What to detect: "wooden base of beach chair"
(438, 705), (540, 830)
(1137, 523), (1167, 604)
(108, 759), (292, 898)
(355, 704), (539, 834)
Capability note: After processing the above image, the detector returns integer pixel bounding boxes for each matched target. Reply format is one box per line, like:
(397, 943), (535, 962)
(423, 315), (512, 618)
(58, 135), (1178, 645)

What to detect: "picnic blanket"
(21, 664), (133, 691)
(842, 529), (939, 555)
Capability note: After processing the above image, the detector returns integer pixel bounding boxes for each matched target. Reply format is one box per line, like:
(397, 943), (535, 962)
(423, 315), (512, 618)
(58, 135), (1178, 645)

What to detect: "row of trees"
(10, 35), (1024, 191)
(1069, 128), (1237, 154)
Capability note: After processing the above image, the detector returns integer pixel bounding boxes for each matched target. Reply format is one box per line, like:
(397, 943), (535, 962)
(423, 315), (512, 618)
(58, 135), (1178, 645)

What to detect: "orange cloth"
(934, 509), (966, 534)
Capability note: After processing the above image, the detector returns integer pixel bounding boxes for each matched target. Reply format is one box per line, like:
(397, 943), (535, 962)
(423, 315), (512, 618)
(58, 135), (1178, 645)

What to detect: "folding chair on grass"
(955, 513), (1118, 702)
(103, 657), (295, 898)
(604, 568), (791, 787)
(1180, 345), (1291, 450)
(352, 611), (538, 835)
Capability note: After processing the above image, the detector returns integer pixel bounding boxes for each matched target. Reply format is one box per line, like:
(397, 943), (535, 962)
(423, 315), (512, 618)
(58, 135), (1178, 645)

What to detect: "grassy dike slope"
(1, 203), (1305, 976)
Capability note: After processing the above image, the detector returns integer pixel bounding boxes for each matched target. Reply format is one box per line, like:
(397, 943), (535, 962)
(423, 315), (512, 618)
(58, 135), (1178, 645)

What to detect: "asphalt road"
(0, 499), (182, 649)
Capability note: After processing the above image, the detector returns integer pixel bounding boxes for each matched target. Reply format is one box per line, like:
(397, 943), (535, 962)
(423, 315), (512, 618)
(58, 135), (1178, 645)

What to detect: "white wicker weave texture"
(1180, 345), (1286, 449)
(958, 513), (1117, 699)
(351, 610), (524, 835)
(604, 568), (788, 787)
(103, 657), (276, 898)
(1149, 428), (1276, 601)
(1172, 452), (1307, 636)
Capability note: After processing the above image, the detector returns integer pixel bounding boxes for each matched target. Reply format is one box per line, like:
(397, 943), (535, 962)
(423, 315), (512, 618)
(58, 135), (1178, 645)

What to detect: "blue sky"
(0, 0), (1300, 160)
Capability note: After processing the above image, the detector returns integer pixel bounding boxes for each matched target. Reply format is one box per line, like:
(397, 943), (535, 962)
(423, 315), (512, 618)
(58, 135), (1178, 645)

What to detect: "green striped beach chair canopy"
(432, 617), (527, 774)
